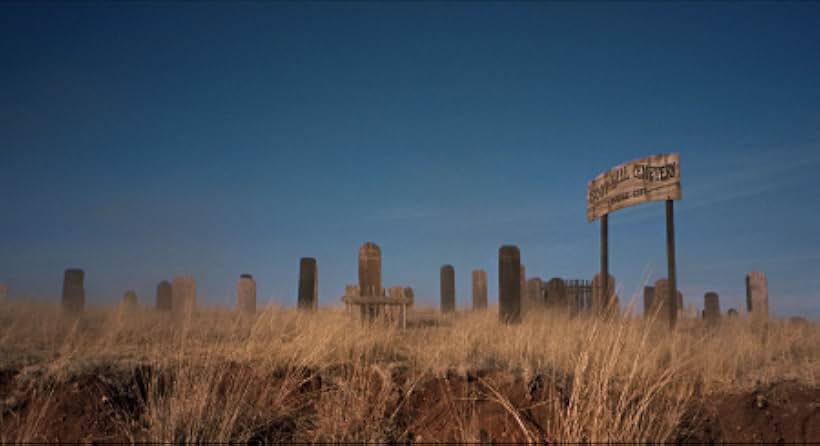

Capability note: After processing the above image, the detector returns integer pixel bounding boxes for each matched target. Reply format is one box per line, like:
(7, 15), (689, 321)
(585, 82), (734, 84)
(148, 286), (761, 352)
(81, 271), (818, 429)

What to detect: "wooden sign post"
(600, 214), (608, 314)
(666, 199), (677, 327)
(587, 153), (682, 328)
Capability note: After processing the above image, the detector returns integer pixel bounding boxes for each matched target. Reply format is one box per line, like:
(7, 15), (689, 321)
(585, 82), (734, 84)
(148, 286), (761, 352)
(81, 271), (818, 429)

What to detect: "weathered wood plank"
(587, 153), (681, 222)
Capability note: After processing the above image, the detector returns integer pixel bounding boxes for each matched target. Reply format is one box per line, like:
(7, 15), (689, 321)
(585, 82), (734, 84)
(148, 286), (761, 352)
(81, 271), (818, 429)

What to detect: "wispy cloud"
(679, 152), (820, 212)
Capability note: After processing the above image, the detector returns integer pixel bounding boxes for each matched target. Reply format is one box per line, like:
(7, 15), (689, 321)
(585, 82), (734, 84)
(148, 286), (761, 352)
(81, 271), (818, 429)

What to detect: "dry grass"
(0, 297), (816, 442)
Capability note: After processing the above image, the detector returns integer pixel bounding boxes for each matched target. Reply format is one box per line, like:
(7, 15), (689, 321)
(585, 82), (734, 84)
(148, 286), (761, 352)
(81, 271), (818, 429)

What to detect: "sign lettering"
(586, 153), (681, 222)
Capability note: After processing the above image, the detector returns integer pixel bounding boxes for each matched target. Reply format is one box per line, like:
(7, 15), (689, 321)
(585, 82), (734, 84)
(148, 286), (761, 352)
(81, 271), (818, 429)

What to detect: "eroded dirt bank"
(1, 363), (817, 443)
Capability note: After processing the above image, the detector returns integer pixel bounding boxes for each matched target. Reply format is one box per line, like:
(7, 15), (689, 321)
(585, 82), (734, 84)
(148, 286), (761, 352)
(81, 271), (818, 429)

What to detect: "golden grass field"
(0, 298), (817, 443)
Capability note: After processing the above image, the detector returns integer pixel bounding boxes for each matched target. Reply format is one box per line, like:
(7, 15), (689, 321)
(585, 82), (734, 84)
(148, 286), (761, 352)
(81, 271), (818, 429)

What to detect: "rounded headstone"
(358, 242), (382, 297)
(704, 291), (721, 325)
(358, 242), (381, 321)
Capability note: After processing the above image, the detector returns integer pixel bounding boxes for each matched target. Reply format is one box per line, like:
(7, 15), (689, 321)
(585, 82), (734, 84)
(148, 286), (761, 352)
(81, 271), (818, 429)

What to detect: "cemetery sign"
(587, 152), (683, 328)
(586, 153), (681, 222)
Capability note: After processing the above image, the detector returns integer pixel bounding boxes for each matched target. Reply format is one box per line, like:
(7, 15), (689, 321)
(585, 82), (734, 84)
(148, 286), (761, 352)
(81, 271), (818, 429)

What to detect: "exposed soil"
(679, 380), (820, 444)
(1, 364), (817, 443)
(0, 366), (145, 442)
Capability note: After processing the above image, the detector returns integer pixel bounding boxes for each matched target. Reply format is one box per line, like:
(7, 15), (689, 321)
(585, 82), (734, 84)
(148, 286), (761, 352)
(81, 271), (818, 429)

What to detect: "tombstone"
(62, 268), (85, 313)
(440, 264), (455, 313)
(0, 283), (7, 302)
(237, 274), (256, 314)
(591, 273), (616, 315)
(545, 277), (568, 311)
(745, 272), (769, 321)
(122, 290), (138, 309)
(403, 287), (414, 307)
(156, 280), (172, 312)
(643, 286), (655, 317)
(472, 270), (488, 311)
(358, 242), (382, 320)
(298, 258), (318, 311)
(727, 308), (738, 318)
(702, 292), (720, 325)
(653, 279), (678, 327)
(171, 276), (196, 315)
(524, 277), (544, 312)
(499, 245), (521, 324)
(358, 242), (382, 297)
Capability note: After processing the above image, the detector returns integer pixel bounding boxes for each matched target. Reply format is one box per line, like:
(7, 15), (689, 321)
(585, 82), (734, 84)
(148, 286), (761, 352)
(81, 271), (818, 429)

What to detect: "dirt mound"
(1, 368), (137, 442)
(1, 364), (817, 443)
(394, 369), (562, 443)
(679, 381), (819, 443)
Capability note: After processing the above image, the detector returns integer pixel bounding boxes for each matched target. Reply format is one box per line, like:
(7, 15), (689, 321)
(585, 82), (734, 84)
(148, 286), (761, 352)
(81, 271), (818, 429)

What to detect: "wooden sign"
(587, 153), (681, 222)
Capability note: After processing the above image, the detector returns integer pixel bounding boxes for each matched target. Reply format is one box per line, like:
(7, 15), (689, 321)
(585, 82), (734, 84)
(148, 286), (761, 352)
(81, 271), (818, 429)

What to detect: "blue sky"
(1, 2), (819, 317)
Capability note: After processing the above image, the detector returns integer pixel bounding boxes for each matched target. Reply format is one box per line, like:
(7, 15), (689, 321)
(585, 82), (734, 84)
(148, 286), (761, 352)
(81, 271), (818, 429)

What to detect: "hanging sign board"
(586, 153), (681, 222)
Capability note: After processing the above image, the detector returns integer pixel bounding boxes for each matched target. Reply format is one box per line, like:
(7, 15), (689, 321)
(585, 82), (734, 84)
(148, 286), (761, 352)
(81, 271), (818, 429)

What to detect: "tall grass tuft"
(0, 297), (816, 442)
